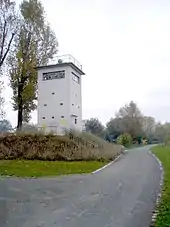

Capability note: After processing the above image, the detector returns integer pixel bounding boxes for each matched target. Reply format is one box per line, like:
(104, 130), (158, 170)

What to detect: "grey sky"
(3, 0), (170, 126)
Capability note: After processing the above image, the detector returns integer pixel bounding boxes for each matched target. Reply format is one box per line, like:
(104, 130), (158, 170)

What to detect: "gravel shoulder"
(0, 146), (161, 227)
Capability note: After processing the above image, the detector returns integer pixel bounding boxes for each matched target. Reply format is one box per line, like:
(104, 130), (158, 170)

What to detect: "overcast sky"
(3, 0), (170, 126)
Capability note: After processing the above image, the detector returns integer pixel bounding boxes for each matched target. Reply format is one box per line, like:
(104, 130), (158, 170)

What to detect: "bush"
(164, 135), (170, 146)
(0, 131), (123, 161)
(116, 133), (132, 147)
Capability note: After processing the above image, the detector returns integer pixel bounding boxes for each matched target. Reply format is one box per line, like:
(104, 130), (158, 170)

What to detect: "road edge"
(92, 148), (128, 174)
(149, 150), (164, 227)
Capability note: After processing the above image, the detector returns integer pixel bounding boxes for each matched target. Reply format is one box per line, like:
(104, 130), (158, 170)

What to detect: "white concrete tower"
(37, 55), (85, 134)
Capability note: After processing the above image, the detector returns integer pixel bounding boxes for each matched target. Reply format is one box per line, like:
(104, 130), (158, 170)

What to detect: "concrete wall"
(37, 65), (70, 131)
(68, 67), (82, 131)
(37, 64), (83, 134)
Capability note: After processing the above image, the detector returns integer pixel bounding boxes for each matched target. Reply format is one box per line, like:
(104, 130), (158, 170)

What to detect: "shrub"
(165, 135), (170, 146)
(0, 132), (123, 161)
(116, 133), (132, 147)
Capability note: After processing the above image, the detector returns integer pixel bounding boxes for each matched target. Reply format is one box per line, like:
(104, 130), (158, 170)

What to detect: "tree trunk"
(17, 83), (23, 131)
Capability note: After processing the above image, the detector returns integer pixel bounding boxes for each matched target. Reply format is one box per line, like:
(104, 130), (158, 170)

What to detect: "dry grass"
(0, 131), (122, 161)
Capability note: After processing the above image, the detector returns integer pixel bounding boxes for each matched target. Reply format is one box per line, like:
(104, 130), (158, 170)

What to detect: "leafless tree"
(0, 0), (17, 68)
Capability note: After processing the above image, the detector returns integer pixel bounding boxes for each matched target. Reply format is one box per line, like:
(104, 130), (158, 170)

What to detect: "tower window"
(42, 117), (46, 119)
(60, 102), (63, 105)
(72, 72), (80, 84)
(75, 118), (77, 124)
(43, 70), (65, 81)
(72, 104), (74, 106)
(52, 92), (55, 95)
(52, 116), (55, 119)
(61, 116), (64, 118)
(44, 104), (47, 106)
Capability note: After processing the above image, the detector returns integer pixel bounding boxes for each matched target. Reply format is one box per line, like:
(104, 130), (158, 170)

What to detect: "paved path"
(0, 146), (161, 227)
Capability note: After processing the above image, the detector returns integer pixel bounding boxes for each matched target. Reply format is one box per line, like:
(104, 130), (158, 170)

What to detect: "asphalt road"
(0, 146), (161, 227)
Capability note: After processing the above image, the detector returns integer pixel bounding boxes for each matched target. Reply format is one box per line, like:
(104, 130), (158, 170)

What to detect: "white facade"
(37, 55), (85, 135)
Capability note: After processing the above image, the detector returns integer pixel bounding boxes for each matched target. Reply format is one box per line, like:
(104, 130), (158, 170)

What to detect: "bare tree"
(0, 0), (17, 68)
(0, 80), (5, 119)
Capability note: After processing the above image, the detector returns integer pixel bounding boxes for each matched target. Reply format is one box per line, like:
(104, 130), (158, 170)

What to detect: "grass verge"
(0, 160), (108, 177)
(152, 145), (170, 227)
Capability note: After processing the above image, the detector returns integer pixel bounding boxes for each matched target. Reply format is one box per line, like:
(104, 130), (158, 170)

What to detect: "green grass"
(152, 145), (170, 227)
(0, 160), (108, 177)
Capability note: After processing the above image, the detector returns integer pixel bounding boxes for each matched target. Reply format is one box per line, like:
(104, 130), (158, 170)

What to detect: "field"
(152, 146), (170, 227)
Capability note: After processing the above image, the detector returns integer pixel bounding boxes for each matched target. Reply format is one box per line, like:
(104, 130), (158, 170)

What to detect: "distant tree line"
(84, 101), (169, 146)
(1, 99), (170, 146)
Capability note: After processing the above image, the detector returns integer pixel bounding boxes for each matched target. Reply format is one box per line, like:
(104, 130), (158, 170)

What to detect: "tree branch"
(0, 32), (15, 67)
(0, 20), (7, 62)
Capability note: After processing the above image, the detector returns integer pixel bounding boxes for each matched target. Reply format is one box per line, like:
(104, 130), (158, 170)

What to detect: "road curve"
(0, 146), (161, 227)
